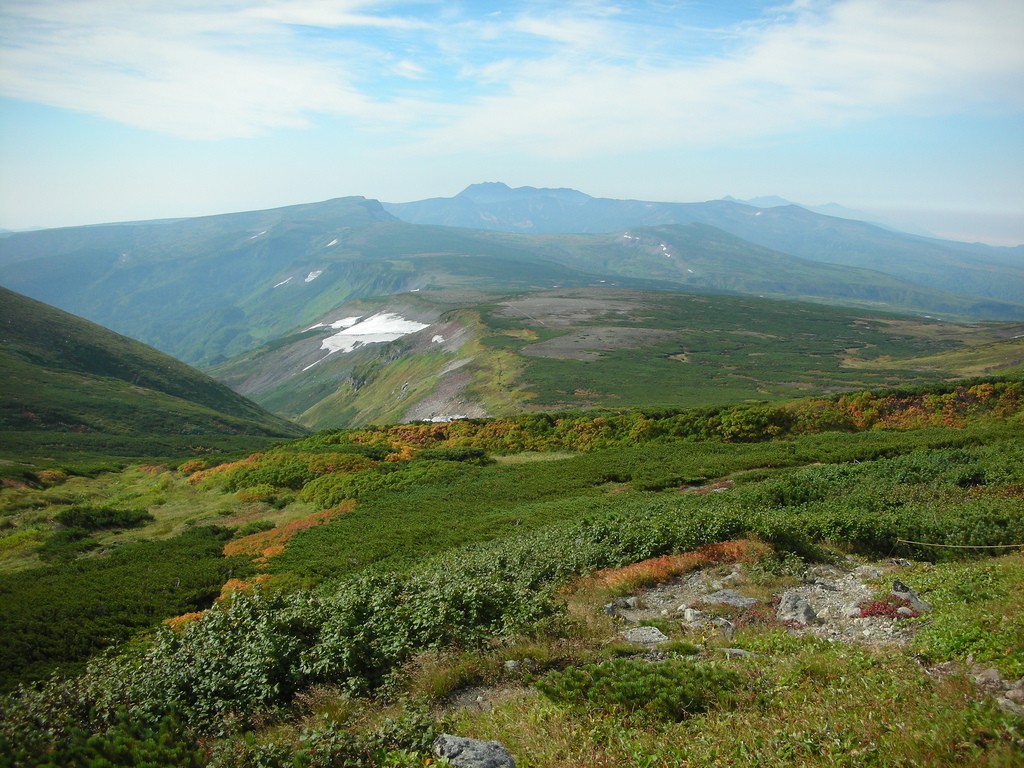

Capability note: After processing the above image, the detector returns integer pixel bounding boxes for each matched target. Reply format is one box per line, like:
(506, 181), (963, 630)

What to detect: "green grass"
(0, 385), (1021, 765)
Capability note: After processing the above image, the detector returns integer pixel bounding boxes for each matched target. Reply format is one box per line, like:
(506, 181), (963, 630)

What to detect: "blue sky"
(1, 0), (1022, 244)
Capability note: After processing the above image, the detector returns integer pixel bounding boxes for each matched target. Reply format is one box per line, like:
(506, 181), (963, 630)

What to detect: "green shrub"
(55, 505), (153, 530)
(537, 657), (740, 721)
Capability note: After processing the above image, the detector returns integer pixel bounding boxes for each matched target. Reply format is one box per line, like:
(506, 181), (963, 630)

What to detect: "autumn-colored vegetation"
(222, 502), (354, 562)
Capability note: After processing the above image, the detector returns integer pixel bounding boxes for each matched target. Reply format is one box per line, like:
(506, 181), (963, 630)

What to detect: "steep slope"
(0, 287), (303, 444)
(385, 183), (1024, 306)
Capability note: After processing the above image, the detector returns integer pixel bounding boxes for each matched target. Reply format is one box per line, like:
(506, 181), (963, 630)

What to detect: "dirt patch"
(521, 326), (677, 361)
(401, 362), (488, 423)
(496, 294), (643, 328)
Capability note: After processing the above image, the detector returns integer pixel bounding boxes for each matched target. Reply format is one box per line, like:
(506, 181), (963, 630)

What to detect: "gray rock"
(975, 668), (1004, 689)
(997, 697), (1024, 717)
(854, 565), (883, 580)
(891, 579), (932, 613)
(702, 589), (759, 608)
(621, 625), (670, 645)
(433, 734), (515, 768)
(624, 596), (641, 609)
(711, 616), (735, 641)
(776, 591), (818, 625)
(680, 607), (709, 623)
(896, 606), (916, 618)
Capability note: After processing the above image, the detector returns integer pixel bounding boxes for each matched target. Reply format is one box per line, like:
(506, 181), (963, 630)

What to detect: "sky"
(1, 0), (1022, 245)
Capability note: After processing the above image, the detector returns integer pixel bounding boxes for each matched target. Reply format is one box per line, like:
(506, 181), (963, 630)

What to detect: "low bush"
(536, 657), (740, 722)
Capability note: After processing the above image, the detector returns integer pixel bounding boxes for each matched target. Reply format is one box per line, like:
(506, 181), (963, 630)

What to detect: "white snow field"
(303, 312), (429, 371)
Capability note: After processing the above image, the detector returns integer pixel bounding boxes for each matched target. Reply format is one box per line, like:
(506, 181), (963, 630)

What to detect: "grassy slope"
(0, 384), (1021, 763)
(3, 197), (1022, 374)
(0, 287), (303, 476)
(218, 287), (1022, 430)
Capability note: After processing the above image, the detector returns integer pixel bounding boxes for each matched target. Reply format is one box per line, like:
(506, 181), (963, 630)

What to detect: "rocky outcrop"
(433, 734), (515, 768)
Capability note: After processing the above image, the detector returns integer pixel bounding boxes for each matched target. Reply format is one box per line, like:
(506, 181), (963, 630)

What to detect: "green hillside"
(0, 380), (1021, 765)
(0, 287), (304, 476)
(213, 287), (1024, 430)
(386, 183), (1024, 306)
(2, 196), (1022, 374)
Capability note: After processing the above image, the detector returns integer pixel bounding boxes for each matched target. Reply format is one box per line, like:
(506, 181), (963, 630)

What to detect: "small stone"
(842, 602), (863, 618)
(433, 734), (516, 768)
(896, 606), (915, 618)
(504, 660), (521, 672)
(1004, 687), (1024, 704)
(621, 626), (670, 645)
(624, 596), (641, 609)
(602, 603), (617, 616)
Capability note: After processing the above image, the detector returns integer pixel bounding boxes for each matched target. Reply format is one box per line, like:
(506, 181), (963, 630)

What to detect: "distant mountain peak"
(457, 182), (591, 203)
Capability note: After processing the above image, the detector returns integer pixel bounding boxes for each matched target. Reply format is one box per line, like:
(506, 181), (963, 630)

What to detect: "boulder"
(433, 734), (515, 768)
(621, 625), (670, 645)
(777, 591), (818, 625)
(891, 579), (932, 613)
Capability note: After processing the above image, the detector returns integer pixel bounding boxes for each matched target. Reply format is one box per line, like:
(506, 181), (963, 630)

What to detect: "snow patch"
(273, 276), (293, 288)
(305, 270), (323, 283)
(431, 334), (445, 344)
(326, 238), (338, 247)
(303, 312), (428, 371)
(305, 316), (362, 332)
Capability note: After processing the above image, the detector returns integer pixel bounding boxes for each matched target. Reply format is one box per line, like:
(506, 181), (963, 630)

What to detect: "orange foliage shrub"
(187, 454), (263, 485)
(35, 469), (69, 486)
(163, 611), (206, 631)
(216, 574), (271, 602)
(222, 501), (354, 562)
(583, 539), (772, 593)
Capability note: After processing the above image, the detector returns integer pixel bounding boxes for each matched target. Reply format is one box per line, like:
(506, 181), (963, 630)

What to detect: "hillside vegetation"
(213, 287), (1024, 430)
(1, 379), (1022, 765)
(386, 182), (1024, 307)
(3, 191), (1023, 376)
(0, 287), (304, 480)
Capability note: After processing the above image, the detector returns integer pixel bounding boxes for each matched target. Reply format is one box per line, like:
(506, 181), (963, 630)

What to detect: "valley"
(0, 188), (1022, 766)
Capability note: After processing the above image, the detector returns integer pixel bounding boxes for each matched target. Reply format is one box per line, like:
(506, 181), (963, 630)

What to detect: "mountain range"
(2, 183), (1023, 432)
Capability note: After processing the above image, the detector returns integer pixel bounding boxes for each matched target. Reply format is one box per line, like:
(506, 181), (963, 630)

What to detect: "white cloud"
(0, 0), (386, 138)
(0, 0), (1021, 146)
(418, 0), (1024, 155)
